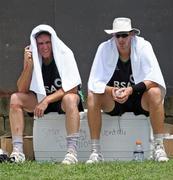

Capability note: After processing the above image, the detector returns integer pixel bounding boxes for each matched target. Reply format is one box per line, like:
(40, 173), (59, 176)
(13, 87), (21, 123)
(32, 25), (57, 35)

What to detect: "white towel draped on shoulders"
(88, 36), (166, 97)
(29, 24), (81, 102)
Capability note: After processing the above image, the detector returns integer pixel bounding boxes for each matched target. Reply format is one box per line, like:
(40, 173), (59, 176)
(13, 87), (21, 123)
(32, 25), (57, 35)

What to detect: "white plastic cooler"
(33, 111), (152, 162)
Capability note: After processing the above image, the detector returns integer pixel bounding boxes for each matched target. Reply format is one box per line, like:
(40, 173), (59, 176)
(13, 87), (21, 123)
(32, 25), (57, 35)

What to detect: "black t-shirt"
(42, 59), (62, 95)
(107, 57), (135, 88)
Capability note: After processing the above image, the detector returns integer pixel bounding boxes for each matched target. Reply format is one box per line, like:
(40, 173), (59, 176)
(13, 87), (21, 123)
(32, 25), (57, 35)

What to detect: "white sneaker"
(62, 152), (78, 165)
(0, 149), (9, 163)
(86, 152), (104, 164)
(10, 152), (25, 163)
(153, 142), (169, 162)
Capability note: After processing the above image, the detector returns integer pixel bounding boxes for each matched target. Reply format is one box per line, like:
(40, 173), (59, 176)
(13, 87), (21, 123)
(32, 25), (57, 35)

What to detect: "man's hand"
(17, 46), (33, 92)
(24, 46), (33, 69)
(34, 99), (48, 118)
(112, 87), (133, 104)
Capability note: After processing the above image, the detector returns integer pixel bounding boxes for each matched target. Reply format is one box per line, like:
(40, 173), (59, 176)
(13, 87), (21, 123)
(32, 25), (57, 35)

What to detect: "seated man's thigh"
(100, 93), (115, 113)
(141, 87), (162, 112)
(10, 91), (38, 112)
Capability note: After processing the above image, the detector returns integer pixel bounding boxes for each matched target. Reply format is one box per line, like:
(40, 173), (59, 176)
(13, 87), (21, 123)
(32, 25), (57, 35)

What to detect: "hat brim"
(104, 28), (140, 35)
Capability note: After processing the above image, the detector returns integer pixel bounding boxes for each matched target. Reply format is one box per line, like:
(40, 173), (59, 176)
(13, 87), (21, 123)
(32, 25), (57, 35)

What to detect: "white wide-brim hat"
(104, 17), (140, 35)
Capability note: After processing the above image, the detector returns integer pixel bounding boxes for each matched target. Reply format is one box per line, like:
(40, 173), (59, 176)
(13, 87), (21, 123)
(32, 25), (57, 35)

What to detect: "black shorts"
(106, 92), (149, 117)
(44, 96), (84, 114)
(44, 100), (65, 114)
(28, 94), (84, 117)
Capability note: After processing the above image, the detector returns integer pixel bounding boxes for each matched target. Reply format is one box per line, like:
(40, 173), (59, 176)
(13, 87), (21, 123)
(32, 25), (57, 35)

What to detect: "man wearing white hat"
(9, 24), (83, 164)
(87, 17), (168, 163)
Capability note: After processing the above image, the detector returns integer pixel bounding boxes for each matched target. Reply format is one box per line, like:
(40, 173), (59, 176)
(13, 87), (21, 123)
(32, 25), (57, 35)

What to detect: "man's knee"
(145, 87), (163, 105)
(62, 93), (79, 110)
(87, 91), (99, 108)
(87, 91), (109, 110)
(148, 87), (162, 98)
(10, 93), (23, 110)
(87, 91), (94, 103)
(10, 93), (22, 104)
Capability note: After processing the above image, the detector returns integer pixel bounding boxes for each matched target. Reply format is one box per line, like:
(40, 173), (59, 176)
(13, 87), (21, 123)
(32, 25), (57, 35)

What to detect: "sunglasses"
(115, 33), (129, 38)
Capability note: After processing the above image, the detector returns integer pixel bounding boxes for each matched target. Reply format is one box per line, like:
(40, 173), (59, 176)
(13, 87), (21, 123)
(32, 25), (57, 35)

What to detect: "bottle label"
(133, 151), (144, 161)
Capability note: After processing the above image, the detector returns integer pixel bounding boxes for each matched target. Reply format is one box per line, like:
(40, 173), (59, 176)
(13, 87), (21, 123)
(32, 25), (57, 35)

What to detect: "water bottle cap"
(136, 140), (142, 145)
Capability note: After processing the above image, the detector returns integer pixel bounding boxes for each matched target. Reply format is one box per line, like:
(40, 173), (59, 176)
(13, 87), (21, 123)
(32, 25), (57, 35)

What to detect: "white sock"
(154, 134), (164, 145)
(66, 133), (79, 156)
(12, 135), (23, 153)
(91, 139), (101, 153)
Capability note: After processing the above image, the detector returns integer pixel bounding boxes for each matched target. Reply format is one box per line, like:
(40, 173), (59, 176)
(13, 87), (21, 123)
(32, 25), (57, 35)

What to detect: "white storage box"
(33, 111), (152, 162)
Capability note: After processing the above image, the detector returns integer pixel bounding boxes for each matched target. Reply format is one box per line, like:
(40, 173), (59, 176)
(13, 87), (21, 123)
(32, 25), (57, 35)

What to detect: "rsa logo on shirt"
(44, 78), (62, 94)
(113, 74), (134, 88)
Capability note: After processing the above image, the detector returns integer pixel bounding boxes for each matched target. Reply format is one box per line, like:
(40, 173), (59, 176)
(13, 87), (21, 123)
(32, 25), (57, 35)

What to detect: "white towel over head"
(88, 36), (166, 97)
(29, 24), (81, 102)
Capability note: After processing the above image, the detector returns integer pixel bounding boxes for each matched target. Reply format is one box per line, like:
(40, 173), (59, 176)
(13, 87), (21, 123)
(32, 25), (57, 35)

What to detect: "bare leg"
(61, 93), (80, 135)
(86, 91), (114, 163)
(61, 93), (81, 164)
(87, 91), (115, 139)
(141, 87), (164, 134)
(9, 92), (37, 154)
(141, 87), (168, 162)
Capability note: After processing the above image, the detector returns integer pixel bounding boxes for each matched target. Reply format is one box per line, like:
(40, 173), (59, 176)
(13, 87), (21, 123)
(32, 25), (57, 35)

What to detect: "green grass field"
(0, 159), (173, 180)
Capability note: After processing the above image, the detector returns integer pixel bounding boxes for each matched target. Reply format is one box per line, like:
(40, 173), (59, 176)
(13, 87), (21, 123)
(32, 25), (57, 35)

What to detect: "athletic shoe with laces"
(153, 142), (169, 162)
(86, 152), (104, 164)
(10, 151), (25, 163)
(62, 152), (78, 165)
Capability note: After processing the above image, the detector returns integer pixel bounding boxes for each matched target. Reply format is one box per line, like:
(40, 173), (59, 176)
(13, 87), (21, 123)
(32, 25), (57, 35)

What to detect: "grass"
(0, 160), (173, 180)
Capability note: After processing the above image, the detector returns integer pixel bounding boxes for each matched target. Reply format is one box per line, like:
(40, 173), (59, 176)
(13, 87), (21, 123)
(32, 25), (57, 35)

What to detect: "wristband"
(131, 82), (146, 95)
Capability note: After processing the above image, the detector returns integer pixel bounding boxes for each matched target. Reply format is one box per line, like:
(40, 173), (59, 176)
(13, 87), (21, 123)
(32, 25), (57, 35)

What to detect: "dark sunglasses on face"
(115, 33), (129, 38)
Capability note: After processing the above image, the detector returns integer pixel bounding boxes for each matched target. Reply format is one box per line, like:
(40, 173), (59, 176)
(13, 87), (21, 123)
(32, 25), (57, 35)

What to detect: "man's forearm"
(17, 64), (33, 92)
(44, 86), (78, 104)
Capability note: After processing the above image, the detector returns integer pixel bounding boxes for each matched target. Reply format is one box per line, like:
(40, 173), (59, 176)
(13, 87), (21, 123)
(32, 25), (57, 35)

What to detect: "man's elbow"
(17, 86), (29, 93)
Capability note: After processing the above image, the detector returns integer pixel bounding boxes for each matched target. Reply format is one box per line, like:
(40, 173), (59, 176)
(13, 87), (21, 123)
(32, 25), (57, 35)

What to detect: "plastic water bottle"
(133, 140), (144, 162)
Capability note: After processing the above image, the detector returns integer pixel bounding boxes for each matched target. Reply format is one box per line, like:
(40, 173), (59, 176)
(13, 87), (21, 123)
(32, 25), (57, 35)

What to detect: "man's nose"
(42, 43), (48, 49)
